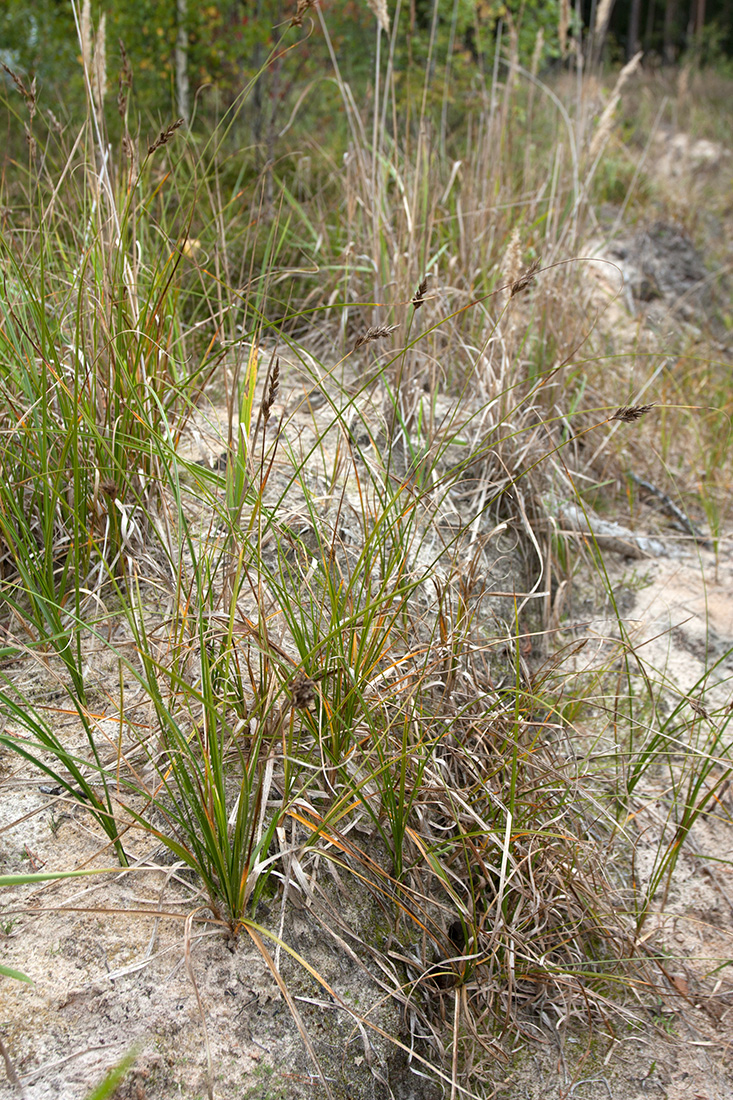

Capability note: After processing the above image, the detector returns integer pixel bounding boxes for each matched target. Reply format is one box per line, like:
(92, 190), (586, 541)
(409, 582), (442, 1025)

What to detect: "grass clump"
(0, 5), (731, 1097)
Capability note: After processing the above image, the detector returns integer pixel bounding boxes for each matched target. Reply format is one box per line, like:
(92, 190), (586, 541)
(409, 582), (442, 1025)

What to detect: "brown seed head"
(262, 359), (280, 424)
(411, 277), (429, 310)
(689, 697), (710, 720)
(1, 64), (36, 120)
(353, 323), (399, 352)
(509, 257), (541, 298)
(148, 118), (185, 156)
(290, 0), (318, 26)
(118, 40), (132, 120)
(610, 403), (655, 424)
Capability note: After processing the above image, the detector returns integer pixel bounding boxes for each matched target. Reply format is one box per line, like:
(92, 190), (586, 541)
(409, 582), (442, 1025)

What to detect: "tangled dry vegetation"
(0, 7), (732, 1099)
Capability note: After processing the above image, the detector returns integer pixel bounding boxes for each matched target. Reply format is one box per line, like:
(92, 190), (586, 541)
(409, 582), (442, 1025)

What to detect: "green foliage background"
(1, 0), (564, 132)
(2, 0), (732, 140)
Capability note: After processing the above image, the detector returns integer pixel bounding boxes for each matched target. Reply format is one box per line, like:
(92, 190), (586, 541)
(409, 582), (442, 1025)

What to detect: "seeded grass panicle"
(117, 41), (132, 118)
(365, 0), (390, 34)
(148, 117), (185, 155)
(411, 276), (429, 310)
(353, 322), (400, 351)
(611, 402), (656, 422)
(0, 64), (36, 116)
(510, 257), (542, 298)
(588, 51), (644, 163)
(261, 358), (281, 423)
(290, 0), (318, 27)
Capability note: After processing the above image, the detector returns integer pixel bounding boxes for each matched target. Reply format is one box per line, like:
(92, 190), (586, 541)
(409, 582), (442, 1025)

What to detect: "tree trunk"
(627, 0), (643, 58)
(663, 0), (678, 61)
(644, 0), (656, 52)
(176, 0), (190, 126)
